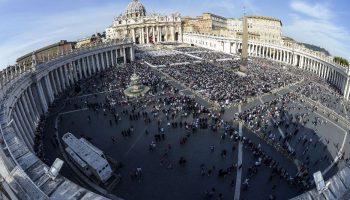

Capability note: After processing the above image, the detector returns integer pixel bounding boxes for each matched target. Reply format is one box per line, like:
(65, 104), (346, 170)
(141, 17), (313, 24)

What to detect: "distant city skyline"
(0, 0), (349, 68)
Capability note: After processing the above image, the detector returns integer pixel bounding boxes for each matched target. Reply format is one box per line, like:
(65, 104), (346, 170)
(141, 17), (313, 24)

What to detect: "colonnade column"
(82, 58), (88, 77)
(58, 66), (65, 90)
(158, 27), (161, 42)
(72, 62), (78, 82)
(89, 56), (95, 74)
(321, 63), (325, 78)
(54, 69), (62, 93)
(44, 76), (54, 103)
(105, 52), (110, 68)
(130, 47), (135, 62)
(101, 53), (106, 70)
(19, 95), (35, 134)
(28, 86), (42, 116)
(344, 75), (350, 100)
(317, 63), (321, 77)
(300, 56), (304, 68)
(86, 56), (92, 76)
(12, 111), (32, 150)
(165, 26), (168, 41)
(23, 91), (38, 128)
(64, 64), (70, 87)
(25, 89), (40, 123)
(16, 102), (34, 145)
(77, 59), (83, 78)
(69, 63), (75, 84)
(95, 54), (100, 72)
(36, 81), (48, 113)
(111, 51), (116, 67)
(49, 72), (58, 96)
(171, 26), (175, 41)
(92, 55), (97, 73)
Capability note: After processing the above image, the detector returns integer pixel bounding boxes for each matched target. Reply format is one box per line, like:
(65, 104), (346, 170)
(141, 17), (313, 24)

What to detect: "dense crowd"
(295, 78), (350, 117)
(175, 46), (209, 53)
(160, 59), (302, 106)
(143, 53), (199, 66)
(214, 60), (240, 69)
(34, 44), (350, 200)
(189, 52), (235, 60)
(34, 116), (47, 161)
(238, 92), (348, 186)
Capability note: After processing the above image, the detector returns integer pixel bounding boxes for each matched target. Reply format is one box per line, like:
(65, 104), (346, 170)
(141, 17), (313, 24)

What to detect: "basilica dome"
(125, 0), (146, 18)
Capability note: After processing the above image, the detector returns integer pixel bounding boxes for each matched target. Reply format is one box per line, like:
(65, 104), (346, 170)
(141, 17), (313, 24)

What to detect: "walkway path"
(234, 121), (243, 200)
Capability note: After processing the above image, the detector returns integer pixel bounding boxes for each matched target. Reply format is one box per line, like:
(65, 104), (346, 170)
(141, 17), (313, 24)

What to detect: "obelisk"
(240, 15), (248, 72)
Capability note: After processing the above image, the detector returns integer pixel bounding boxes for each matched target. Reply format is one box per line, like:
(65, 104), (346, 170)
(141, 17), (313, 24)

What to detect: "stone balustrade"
(0, 40), (134, 200)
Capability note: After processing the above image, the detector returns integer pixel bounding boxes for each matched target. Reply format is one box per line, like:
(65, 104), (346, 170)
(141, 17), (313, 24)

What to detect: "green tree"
(333, 56), (349, 67)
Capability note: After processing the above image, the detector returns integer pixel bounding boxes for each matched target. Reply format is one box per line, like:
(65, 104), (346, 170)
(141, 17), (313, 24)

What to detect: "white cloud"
(202, 0), (260, 17)
(290, 1), (332, 20)
(0, 2), (121, 69)
(202, 0), (237, 16)
(285, 1), (350, 60)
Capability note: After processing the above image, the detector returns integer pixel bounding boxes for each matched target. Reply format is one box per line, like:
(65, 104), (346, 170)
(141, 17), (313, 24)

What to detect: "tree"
(333, 56), (349, 67)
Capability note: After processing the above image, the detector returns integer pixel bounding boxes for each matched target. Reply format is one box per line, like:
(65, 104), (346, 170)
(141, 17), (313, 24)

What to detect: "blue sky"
(0, 0), (349, 68)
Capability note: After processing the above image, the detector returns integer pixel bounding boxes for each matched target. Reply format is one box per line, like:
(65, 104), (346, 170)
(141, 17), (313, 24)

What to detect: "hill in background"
(299, 42), (330, 56)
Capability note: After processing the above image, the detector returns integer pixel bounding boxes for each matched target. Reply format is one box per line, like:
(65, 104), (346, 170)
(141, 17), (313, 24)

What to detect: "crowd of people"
(214, 59), (240, 69)
(296, 78), (350, 118)
(238, 91), (348, 186)
(34, 44), (350, 200)
(188, 51), (235, 61)
(143, 53), (199, 66)
(34, 116), (47, 161)
(160, 59), (302, 106)
(175, 46), (209, 53)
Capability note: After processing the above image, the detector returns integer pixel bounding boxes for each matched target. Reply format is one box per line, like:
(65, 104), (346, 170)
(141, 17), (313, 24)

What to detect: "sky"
(0, 0), (349, 68)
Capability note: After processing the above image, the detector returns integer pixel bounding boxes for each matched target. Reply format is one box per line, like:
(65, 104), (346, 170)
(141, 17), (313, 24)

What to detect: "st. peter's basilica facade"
(106, 0), (182, 44)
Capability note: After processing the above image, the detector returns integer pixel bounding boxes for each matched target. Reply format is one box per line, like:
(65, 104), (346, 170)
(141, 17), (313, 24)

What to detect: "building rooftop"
(65, 147), (88, 169)
(246, 15), (282, 26)
(62, 133), (108, 171)
(16, 40), (75, 62)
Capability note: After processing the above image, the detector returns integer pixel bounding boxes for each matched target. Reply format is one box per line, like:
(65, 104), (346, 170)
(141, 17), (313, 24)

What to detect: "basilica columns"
(171, 26), (175, 41)
(146, 27), (149, 44)
(123, 48), (127, 64)
(132, 28), (136, 43)
(152, 27), (155, 43)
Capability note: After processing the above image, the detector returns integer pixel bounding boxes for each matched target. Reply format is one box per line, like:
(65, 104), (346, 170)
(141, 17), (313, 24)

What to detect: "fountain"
(124, 72), (150, 97)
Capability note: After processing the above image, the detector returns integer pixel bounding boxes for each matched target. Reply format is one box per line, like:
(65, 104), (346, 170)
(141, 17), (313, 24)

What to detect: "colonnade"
(6, 43), (134, 150)
(130, 25), (182, 44)
(183, 32), (350, 100)
(0, 41), (135, 200)
(0, 64), (27, 88)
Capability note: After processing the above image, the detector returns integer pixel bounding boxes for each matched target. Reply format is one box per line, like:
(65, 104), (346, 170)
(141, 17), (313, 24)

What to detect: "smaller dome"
(125, 0), (146, 18)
